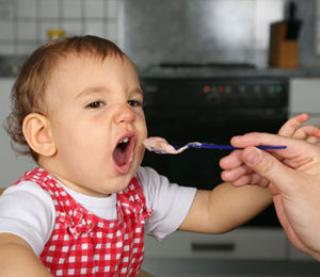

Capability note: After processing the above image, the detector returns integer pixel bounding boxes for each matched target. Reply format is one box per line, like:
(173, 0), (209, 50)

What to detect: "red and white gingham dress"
(17, 167), (152, 276)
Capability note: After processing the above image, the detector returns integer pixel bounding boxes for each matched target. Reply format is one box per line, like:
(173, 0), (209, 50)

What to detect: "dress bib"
(17, 167), (151, 276)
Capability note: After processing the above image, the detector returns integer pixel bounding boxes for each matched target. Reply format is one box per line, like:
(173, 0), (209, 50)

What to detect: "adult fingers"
(278, 113), (309, 137)
(230, 132), (314, 161)
(219, 150), (244, 169)
(293, 125), (320, 140)
(221, 164), (252, 182)
(240, 146), (300, 194)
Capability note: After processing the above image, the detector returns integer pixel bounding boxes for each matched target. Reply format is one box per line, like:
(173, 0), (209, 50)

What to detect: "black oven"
(141, 75), (288, 227)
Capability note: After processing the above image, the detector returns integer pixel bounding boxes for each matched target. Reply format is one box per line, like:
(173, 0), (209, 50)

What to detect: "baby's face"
(41, 54), (147, 196)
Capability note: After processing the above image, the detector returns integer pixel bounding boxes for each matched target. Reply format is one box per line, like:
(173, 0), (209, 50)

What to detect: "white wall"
(289, 78), (320, 126)
(0, 78), (35, 187)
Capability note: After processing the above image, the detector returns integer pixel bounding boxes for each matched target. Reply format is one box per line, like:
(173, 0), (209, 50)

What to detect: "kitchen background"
(1, 0), (320, 276)
(0, 0), (319, 68)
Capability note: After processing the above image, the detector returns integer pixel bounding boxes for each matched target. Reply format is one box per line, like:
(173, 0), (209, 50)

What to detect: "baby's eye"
(128, 99), (143, 107)
(86, 100), (105, 109)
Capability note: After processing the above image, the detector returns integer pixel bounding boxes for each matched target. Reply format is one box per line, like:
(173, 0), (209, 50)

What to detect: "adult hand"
(220, 113), (320, 187)
(220, 130), (320, 260)
(220, 114), (320, 259)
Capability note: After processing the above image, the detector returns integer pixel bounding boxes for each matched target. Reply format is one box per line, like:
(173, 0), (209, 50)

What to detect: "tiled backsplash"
(0, 0), (120, 55)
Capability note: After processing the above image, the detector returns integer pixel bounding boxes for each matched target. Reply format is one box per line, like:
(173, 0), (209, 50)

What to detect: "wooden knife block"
(269, 22), (299, 69)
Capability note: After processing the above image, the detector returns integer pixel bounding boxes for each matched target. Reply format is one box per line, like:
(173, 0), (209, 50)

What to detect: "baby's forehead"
(53, 52), (130, 71)
(46, 52), (138, 91)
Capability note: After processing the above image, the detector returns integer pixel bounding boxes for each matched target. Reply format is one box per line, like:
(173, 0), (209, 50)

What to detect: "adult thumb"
(242, 147), (296, 193)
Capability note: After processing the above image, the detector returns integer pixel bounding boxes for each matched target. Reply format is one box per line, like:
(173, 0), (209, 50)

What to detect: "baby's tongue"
(113, 146), (127, 166)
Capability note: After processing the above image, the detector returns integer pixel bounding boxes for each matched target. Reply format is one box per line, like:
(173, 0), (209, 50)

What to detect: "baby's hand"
(220, 113), (320, 187)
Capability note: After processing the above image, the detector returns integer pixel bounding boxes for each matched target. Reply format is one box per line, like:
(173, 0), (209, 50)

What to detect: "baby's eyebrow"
(76, 86), (143, 100)
(76, 86), (108, 99)
(131, 88), (143, 96)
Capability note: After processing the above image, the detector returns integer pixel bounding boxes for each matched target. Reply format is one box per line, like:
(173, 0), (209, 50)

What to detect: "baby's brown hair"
(5, 35), (126, 161)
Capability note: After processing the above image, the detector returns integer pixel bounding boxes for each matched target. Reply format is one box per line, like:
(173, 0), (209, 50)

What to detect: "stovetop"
(139, 62), (303, 79)
(157, 62), (256, 69)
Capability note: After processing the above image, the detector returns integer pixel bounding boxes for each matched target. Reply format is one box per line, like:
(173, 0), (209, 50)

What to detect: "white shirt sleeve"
(0, 181), (55, 255)
(137, 166), (197, 240)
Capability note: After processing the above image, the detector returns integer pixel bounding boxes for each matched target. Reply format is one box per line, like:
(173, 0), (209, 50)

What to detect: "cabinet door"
(145, 228), (287, 260)
(0, 78), (35, 187)
(289, 78), (320, 125)
(288, 243), (314, 261)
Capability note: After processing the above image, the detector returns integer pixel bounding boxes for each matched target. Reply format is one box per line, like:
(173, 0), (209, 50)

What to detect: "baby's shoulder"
(3, 180), (54, 212)
(5, 180), (51, 198)
(0, 181), (56, 255)
(136, 166), (166, 190)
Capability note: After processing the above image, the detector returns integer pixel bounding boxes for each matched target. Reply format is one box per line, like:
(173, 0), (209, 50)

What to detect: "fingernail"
(244, 149), (261, 165)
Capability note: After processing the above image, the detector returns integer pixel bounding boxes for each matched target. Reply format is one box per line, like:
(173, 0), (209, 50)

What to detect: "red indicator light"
(202, 85), (211, 94)
(217, 86), (224, 93)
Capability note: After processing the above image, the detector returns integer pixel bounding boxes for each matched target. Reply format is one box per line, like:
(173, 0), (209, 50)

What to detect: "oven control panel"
(201, 81), (286, 107)
(142, 77), (288, 115)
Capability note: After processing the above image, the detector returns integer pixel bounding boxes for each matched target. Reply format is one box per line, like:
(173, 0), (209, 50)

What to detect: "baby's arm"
(0, 233), (52, 276)
(0, 184), (55, 276)
(179, 182), (270, 233)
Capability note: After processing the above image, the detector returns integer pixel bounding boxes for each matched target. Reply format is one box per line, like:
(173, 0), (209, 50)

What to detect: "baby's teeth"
(120, 137), (129, 143)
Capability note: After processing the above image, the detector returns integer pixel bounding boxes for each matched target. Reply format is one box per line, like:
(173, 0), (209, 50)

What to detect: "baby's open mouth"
(112, 135), (134, 172)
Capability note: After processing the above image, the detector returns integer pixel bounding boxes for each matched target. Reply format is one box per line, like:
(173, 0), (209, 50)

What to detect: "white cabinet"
(289, 78), (320, 125)
(143, 228), (289, 275)
(0, 78), (35, 187)
(145, 228), (287, 260)
(288, 244), (314, 261)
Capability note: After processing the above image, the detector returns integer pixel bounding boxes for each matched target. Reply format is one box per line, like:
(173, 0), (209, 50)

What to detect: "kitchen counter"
(2, 54), (320, 79)
(139, 66), (320, 79)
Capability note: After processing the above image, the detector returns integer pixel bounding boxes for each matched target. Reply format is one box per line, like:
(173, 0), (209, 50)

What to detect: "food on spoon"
(143, 137), (178, 154)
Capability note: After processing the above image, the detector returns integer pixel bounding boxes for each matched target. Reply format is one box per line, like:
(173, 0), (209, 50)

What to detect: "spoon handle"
(188, 143), (286, 150)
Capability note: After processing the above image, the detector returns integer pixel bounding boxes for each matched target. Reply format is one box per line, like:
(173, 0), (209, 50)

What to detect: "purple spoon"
(143, 137), (286, 155)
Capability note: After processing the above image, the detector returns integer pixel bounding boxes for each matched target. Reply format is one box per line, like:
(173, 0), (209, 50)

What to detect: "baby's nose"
(113, 104), (135, 124)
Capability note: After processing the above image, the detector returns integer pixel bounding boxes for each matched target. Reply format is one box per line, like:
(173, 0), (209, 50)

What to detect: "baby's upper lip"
(113, 131), (136, 151)
(114, 131), (136, 149)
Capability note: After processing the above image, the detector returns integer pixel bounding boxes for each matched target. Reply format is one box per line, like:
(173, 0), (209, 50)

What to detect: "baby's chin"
(103, 173), (136, 194)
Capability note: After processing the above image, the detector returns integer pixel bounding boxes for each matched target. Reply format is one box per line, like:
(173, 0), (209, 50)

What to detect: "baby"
(0, 36), (313, 276)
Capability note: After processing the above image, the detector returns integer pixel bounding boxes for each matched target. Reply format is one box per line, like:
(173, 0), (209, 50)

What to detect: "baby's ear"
(22, 113), (56, 157)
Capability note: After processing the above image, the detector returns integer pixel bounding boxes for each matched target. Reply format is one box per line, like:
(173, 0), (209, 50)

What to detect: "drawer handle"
(191, 242), (235, 252)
